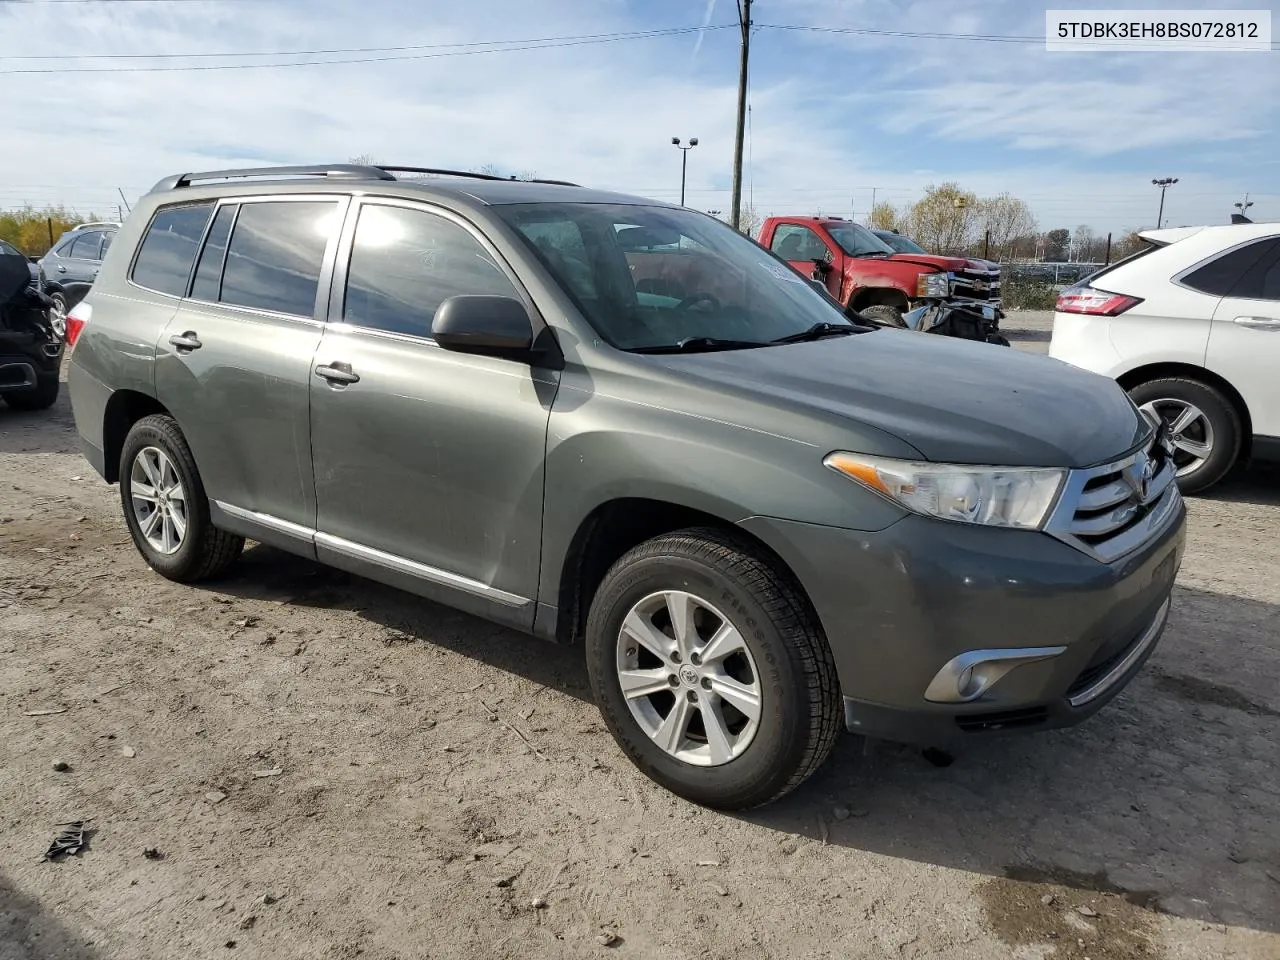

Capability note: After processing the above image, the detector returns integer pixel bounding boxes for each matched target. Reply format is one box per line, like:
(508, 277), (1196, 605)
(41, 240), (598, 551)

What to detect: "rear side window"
(190, 205), (237, 302)
(131, 203), (215, 296)
(68, 232), (103, 260)
(770, 224), (828, 261)
(219, 201), (337, 317)
(343, 204), (519, 337)
(1181, 239), (1278, 296)
(1226, 242), (1280, 301)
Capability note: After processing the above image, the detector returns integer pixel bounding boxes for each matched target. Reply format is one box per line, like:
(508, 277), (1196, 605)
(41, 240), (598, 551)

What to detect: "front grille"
(956, 706), (1049, 732)
(1043, 430), (1180, 563)
(952, 268), (1001, 301)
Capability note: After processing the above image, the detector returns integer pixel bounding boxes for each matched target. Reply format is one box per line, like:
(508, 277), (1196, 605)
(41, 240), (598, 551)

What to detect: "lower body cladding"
(739, 499), (1186, 745)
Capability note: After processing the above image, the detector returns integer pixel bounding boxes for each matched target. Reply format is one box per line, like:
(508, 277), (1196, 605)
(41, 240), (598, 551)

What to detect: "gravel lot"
(2, 321), (1278, 960)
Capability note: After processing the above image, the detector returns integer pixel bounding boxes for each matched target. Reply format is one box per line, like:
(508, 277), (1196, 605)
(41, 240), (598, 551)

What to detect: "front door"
(154, 196), (345, 538)
(1207, 238), (1280, 439)
(767, 223), (841, 298)
(308, 200), (557, 625)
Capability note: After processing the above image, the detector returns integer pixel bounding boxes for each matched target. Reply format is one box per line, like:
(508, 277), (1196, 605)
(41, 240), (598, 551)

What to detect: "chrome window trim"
(212, 502), (531, 608)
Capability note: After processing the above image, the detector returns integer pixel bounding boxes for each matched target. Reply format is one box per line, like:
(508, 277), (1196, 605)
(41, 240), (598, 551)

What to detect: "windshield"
(826, 222), (895, 257)
(875, 231), (927, 255)
(496, 202), (858, 351)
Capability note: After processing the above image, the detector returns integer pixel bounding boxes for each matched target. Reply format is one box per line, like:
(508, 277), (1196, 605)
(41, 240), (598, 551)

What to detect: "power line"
(0, 26), (734, 60)
(0, 25), (736, 73)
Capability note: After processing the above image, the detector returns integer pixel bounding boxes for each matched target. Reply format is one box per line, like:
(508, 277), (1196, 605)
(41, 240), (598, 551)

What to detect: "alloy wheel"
(129, 446), (188, 555)
(615, 590), (762, 766)
(1139, 398), (1215, 477)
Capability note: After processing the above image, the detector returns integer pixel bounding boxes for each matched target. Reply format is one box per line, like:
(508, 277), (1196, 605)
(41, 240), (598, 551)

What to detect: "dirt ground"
(2, 324), (1278, 960)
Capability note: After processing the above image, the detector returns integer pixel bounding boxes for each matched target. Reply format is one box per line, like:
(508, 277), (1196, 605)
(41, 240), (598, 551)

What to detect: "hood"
(884, 252), (966, 273)
(651, 331), (1147, 469)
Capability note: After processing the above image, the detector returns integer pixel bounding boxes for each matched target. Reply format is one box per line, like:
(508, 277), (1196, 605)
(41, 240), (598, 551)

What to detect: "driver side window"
(770, 225), (828, 262)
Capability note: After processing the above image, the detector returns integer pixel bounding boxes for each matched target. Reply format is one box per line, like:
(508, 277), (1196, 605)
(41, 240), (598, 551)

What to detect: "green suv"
(67, 164), (1185, 808)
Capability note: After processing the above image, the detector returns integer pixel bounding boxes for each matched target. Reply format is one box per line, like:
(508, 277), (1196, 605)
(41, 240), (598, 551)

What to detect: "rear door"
(153, 196), (345, 545)
(1205, 237), (1280, 439)
(56, 231), (104, 303)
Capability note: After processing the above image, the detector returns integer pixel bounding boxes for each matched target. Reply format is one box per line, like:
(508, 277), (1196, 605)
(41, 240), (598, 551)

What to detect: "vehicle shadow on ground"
(1200, 463), (1280, 507)
(0, 870), (101, 959)
(208, 550), (1279, 934)
(0, 395), (79, 456)
(209, 544), (595, 704)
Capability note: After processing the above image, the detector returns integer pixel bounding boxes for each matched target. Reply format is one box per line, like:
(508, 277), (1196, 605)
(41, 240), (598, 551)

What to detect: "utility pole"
(1152, 177), (1178, 229)
(730, 0), (751, 232)
(869, 186), (877, 225)
(116, 187), (131, 215)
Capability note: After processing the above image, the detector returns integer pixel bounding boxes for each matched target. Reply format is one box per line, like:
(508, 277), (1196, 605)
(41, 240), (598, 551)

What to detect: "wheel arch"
(848, 285), (910, 312)
(552, 497), (816, 648)
(102, 389), (171, 483)
(1116, 362), (1253, 458)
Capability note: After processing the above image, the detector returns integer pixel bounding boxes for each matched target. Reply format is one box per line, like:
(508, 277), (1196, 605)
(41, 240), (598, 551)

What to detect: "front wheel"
(1128, 377), (1241, 495)
(857, 304), (907, 328)
(119, 414), (244, 581)
(585, 528), (842, 809)
(48, 291), (68, 340)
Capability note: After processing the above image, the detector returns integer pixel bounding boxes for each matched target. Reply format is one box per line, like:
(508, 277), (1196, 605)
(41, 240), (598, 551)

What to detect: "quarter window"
(343, 204), (519, 337)
(131, 204), (215, 297)
(219, 201), (338, 317)
(1228, 242), (1280, 301)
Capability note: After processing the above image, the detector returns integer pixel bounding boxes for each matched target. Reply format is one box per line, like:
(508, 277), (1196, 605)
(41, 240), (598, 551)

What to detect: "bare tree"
(868, 201), (899, 231)
(735, 203), (762, 237)
(978, 193), (1037, 261)
(902, 183), (980, 256)
(348, 153), (376, 166)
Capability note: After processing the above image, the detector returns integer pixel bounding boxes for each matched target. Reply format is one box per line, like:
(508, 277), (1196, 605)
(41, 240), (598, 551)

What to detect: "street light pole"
(1152, 177), (1179, 229)
(672, 137), (698, 206)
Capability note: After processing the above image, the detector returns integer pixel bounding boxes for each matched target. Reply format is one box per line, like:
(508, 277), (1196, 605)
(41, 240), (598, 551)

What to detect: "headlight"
(825, 453), (1065, 529)
(915, 272), (952, 298)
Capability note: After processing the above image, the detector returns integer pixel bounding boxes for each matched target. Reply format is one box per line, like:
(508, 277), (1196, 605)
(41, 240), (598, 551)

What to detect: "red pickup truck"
(757, 216), (1001, 326)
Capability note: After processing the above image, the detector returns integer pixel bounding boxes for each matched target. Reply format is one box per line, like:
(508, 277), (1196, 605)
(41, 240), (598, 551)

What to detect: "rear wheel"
(3, 375), (59, 411)
(1128, 377), (1241, 495)
(858, 304), (907, 328)
(48, 292), (68, 339)
(585, 527), (841, 809)
(119, 414), (244, 581)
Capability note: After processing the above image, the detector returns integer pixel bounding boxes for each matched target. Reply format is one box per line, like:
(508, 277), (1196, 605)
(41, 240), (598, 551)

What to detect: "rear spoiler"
(1137, 226), (1205, 247)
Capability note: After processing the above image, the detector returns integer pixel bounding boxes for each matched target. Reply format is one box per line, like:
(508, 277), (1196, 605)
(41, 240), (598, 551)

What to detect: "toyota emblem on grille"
(1128, 453), (1155, 500)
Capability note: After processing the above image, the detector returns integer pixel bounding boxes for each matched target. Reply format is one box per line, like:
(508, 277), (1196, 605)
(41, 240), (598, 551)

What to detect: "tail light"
(65, 302), (92, 347)
(1056, 285), (1142, 316)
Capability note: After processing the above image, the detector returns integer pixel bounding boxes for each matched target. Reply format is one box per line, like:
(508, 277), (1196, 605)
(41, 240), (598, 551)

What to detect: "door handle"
(56, 264), (67, 273)
(314, 362), (360, 385)
(1232, 316), (1280, 329)
(168, 331), (202, 352)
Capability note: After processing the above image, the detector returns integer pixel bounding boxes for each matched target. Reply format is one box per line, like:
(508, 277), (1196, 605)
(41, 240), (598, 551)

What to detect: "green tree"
(902, 183), (980, 256)
(868, 201), (898, 231)
(0, 205), (102, 257)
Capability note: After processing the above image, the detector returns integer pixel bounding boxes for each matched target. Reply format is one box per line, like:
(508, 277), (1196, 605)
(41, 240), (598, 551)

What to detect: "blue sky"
(1, 0), (1277, 235)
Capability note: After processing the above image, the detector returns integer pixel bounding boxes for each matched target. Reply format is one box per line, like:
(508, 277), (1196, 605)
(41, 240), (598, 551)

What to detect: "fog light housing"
(924, 647), (1067, 704)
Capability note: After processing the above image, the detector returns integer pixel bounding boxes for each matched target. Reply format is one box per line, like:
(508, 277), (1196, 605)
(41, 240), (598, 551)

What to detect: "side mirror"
(432, 295), (534, 357)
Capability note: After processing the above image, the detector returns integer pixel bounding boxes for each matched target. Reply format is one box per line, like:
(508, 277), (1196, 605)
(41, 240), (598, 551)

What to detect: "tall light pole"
(1152, 177), (1179, 229)
(730, 0), (751, 231)
(672, 137), (698, 206)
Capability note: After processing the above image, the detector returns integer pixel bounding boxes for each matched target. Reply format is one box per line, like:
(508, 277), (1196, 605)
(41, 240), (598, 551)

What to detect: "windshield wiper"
(632, 336), (768, 354)
(771, 322), (861, 344)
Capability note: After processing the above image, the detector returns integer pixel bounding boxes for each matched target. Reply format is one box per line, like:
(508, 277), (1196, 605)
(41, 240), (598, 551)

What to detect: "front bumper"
(739, 496), (1186, 745)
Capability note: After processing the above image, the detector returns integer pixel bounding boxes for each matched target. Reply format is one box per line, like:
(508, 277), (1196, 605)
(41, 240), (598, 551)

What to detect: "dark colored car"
(0, 244), (64, 410)
(67, 164), (1184, 809)
(37, 221), (119, 311)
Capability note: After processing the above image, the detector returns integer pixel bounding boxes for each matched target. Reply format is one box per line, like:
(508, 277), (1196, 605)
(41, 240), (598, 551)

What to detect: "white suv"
(1050, 223), (1280, 493)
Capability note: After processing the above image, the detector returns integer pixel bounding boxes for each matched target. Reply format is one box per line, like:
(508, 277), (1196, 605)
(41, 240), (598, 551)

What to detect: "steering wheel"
(676, 293), (721, 313)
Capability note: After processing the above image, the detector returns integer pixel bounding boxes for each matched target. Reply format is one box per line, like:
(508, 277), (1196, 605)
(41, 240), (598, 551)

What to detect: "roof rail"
(375, 165), (580, 188)
(149, 164), (395, 193)
(72, 221), (122, 230)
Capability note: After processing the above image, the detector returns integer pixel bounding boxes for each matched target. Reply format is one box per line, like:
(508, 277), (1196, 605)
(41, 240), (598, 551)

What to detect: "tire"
(857, 304), (907, 328)
(1128, 377), (1241, 495)
(48, 291), (68, 340)
(3, 375), (59, 411)
(584, 527), (841, 810)
(119, 414), (244, 582)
